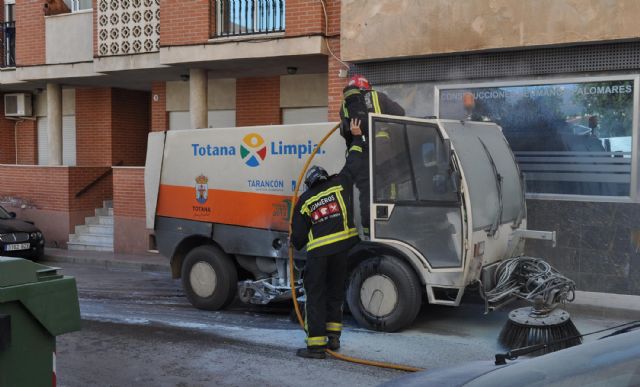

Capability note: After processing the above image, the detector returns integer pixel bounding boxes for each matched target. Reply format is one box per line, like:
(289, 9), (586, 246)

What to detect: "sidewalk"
(43, 248), (169, 272)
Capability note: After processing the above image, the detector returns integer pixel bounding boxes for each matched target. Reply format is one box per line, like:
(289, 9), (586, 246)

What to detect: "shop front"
(354, 42), (640, 295)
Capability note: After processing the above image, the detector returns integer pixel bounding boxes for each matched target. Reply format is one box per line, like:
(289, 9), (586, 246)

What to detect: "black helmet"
(304, 166), (328, 189)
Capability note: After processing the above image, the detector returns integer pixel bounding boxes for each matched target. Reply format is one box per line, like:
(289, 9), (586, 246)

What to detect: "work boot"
(327, 335), (340, 351)
(296, 347), (326, 359)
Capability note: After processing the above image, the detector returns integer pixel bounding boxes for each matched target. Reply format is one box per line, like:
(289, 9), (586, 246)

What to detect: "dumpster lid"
(0, 257), (61, 287)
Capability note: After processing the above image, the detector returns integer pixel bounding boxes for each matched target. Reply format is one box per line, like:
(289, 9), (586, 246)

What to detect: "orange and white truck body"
(147, 123), (345, 233)
(145, 116), (555, 331)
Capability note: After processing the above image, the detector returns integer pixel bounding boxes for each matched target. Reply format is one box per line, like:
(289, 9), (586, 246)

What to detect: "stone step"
(95, 207), (114, 217)
(85, 215), (114, 226)
(69, 233), (114, 245)
(75, 224), (114, 236)
(67, 242), (114, 252)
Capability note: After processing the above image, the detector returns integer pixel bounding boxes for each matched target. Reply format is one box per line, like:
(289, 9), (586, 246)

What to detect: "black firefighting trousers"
(303, 251), (348, 347)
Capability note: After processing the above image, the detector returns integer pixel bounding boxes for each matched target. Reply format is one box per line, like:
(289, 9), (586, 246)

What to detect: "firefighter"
(290, 119), (366, 359)
(339, 74), (405, 237)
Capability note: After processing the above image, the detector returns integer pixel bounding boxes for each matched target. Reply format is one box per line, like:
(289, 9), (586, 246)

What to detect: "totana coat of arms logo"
(195, 174), (209, 204)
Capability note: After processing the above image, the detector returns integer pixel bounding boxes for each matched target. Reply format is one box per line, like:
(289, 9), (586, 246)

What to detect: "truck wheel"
(347, 256), (422, 332)
(182, 245), (237, 310)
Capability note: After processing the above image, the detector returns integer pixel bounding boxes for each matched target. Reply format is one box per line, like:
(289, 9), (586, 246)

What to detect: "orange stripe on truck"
(156, 184), (293, 231)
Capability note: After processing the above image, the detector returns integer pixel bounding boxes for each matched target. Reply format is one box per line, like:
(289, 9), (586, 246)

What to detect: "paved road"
(53, 262), (629, 387)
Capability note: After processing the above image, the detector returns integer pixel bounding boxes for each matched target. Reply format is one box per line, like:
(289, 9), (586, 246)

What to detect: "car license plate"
(5, 243), (30, 251)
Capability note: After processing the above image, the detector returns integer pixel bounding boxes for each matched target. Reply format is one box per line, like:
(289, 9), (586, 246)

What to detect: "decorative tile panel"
(98, 0), (159, 56)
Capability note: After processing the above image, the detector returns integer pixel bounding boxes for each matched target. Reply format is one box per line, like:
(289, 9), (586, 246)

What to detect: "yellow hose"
(288, 123), (424, 373)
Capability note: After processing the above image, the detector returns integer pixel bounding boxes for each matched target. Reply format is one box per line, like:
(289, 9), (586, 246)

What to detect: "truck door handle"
(376, 205), (389, 220)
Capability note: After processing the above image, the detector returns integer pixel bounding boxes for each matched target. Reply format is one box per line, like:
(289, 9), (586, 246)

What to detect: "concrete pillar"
(47, 83), (63, 166)
(189, 68), (208, 129)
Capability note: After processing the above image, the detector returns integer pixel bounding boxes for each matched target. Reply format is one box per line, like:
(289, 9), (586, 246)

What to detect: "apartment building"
(0, 0), (343, 254)
(1, 0), (638, 297)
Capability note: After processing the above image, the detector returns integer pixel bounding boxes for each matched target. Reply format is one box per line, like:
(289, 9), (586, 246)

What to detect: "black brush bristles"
(499, 308), (582, 356)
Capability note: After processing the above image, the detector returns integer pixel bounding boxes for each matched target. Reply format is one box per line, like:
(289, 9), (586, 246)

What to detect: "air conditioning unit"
(4, 93), (33, 117)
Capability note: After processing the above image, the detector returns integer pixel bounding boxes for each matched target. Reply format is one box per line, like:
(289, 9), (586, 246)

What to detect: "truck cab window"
(373, 120), (457, 204)
(406, 124), (458, 203)
(373, 122), (416, 202)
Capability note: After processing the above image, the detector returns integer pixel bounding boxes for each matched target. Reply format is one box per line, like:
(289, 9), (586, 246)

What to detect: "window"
(4, 1), (14, 21)
(64, 0), (92, 12)
(3, 0), (15, 68)
(215, 0), (285, 37)
(439, 78), (636, 198)
(372, 120), (457, 203)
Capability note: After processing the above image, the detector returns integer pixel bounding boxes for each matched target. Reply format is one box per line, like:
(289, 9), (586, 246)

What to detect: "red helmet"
(348, 74), (371, 90)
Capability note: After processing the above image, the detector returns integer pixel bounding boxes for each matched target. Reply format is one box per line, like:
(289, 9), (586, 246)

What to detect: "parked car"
(381, 325), (640, 387)
(0, 205), (45, 260)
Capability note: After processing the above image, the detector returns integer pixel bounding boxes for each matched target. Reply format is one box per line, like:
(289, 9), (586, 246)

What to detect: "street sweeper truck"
(145, 115), (570, 332)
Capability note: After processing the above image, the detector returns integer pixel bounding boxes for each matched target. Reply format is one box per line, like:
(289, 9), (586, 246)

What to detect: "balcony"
(1, 21), (15, 68)
(45, 11), (93, 64)
(214, 0), (285, 38)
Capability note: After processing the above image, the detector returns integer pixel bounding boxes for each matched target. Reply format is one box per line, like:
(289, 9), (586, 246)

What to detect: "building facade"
(1, 0), (639, 297)
(342, 0), (640, 296)
(0, 0), (344, 253)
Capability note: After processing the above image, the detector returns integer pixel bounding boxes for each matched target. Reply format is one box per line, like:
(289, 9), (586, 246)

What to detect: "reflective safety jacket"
(339, 88), (405, 147)
(291, 136), (365, 259)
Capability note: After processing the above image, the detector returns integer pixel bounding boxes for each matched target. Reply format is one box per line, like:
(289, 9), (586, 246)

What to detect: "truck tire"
(182, 245), (237, 310)
(347, 256), (422, 332)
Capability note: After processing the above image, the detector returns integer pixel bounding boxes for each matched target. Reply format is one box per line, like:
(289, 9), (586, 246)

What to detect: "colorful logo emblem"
(195, 174), (209, 204)
(240, 133), (267, 167)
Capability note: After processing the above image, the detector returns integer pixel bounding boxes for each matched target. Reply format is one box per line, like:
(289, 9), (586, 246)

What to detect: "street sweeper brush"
(484, 256), (580, 355)
(499, 297), (582, 355)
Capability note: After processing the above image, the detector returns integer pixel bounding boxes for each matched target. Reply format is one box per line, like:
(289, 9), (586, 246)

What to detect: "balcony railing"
(215, 0), (285, 38)
(1, 21), (15, 68)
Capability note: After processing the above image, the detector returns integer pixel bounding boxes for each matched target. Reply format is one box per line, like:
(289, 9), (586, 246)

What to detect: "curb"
(563, 291), (640, 321)
(563, 303), (640, 321)
(43, 253), (169, 273)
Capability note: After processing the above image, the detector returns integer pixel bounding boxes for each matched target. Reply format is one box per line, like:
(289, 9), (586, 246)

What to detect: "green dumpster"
(0, 257), (81, 386)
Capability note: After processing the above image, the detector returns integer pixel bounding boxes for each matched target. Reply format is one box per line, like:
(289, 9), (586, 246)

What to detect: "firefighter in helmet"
(339, 74), (405, 237)
(290, 119), (366, 359)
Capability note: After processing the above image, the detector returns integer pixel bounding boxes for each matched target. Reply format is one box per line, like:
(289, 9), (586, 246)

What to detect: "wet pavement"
(54, 262), (632, 386)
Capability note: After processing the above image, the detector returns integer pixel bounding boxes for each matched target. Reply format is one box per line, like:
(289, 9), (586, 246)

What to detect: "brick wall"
(160, 0), (212, 46)
(16, 0), (46, 66)
(0, 165), (113, 246)
(16, 120), (37, 165)
(285, 0), (324, 37)
(68, 167), (113, 211)
(151, 82), (168, 132)
(0, 100), (15, 163)
(327, 38), (347, 120)
(111, 89), (150, 166)
(0, 96), (38, 165)
(76, 88), (113, 166)
(0, 165), (111, 211)
(236, 77), (281, 126)
(113, 167), (145, 217)
(76, 87), (150, 166)
(113, 167), (149, 253)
